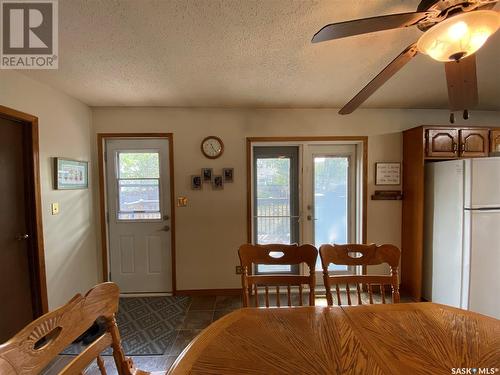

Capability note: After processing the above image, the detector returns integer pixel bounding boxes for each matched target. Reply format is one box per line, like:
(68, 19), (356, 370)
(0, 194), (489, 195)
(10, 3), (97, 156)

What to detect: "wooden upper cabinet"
(491, 130), (500, 153)
(425, 129), (458, 158)
(459, 129), (489, 157)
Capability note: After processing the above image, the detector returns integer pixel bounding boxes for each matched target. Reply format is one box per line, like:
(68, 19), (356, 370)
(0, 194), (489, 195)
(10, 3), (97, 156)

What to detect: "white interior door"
(302, 144), (358, 278)
(106, 138), (172, 293)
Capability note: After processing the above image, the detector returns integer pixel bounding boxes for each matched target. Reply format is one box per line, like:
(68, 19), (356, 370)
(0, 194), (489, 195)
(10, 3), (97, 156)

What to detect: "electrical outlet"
(51, 202), (59, 215)
(235, 265), (243, 275)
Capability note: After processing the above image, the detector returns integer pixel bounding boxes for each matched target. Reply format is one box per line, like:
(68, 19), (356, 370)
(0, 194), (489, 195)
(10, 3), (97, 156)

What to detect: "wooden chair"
(0, 282), (164, 375)
(238, 243), (318, 307)
(319, 244), (401, 306)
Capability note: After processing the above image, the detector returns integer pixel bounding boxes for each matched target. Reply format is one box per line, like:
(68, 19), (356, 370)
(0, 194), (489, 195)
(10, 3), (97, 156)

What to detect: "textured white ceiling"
(22, 0), (500, 109)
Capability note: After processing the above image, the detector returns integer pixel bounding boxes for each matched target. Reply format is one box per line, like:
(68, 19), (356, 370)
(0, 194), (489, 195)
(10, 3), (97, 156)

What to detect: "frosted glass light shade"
(417, 10), (500, 62)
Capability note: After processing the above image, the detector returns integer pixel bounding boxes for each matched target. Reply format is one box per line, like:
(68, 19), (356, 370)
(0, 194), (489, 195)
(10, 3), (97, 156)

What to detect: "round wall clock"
(201, 136), (224, 159)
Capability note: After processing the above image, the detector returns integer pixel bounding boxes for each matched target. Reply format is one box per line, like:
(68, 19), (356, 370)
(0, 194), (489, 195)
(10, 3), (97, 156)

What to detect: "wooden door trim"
(97, 133), (177, 294)
(0, 105), (48, 315)
(246, 136), (368, 245)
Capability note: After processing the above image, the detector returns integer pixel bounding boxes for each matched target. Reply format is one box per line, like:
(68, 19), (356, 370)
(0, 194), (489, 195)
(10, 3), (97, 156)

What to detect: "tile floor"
(43, 293), (411, 374)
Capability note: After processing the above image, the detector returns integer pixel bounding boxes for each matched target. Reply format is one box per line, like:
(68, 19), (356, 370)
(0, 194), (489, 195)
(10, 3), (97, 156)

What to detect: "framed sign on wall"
(375, 162), (401, 186)
(54, 158), (88, 189)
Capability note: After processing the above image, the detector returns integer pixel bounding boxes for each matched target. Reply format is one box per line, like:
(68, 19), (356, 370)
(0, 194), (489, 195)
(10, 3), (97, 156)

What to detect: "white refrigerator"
(423, 157), (500, 319)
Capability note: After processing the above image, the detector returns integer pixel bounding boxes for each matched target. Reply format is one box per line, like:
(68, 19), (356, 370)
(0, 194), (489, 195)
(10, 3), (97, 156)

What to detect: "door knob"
(162, 225), (170, 232)
(16, 234), (29, 241)
(163, 215), (170, 220)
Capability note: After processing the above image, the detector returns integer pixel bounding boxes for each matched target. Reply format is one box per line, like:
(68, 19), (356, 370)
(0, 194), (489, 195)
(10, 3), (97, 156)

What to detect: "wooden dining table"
(168, 302), (500, 375)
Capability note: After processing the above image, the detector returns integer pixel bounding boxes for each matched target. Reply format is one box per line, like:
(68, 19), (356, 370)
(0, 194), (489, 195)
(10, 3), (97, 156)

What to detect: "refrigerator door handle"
(465, 208), (500, 213)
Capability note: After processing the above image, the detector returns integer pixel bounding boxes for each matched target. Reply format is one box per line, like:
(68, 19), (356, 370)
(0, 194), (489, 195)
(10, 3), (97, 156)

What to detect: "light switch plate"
(51, 203), (59, 215)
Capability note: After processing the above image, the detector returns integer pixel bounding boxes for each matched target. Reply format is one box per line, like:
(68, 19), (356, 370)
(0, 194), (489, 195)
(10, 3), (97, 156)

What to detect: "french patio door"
(105, 138), (172, 293)
(302, 144), (357, 281)
(252, 143), (359, 277)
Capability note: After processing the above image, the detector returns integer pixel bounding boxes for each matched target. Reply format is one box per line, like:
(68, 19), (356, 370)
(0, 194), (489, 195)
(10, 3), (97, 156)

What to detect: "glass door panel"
(314, 156), (349, 272)
(253, 147), (299, 274)
(302, 144), (357, 276)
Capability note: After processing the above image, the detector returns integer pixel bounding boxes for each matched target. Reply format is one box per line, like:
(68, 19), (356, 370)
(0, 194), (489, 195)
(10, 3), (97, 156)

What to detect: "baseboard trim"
(175, 288), (242, 296)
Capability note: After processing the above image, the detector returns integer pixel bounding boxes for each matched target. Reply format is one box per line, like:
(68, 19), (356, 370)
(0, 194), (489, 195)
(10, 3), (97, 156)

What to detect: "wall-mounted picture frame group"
(192, 167), (234, 190)
(54, 158), (88, 190)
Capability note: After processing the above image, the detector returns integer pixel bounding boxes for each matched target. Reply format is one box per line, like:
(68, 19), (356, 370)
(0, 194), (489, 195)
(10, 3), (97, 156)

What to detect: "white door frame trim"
(97, 133), (177, 294)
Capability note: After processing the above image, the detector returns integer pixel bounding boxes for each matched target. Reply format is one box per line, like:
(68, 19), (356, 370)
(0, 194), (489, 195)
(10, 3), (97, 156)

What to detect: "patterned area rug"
(63, 296), (190, 356)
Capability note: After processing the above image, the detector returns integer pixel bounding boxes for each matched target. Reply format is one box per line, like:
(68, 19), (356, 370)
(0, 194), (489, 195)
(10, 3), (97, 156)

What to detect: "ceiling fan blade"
(339, 43), (418, 115)
(444, 55), (478, 111)
(312, 12), (428, 43)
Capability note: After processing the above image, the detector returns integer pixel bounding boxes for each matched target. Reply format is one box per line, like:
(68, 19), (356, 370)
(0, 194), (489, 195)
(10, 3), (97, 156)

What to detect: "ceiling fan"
(312, 0), (500, 122)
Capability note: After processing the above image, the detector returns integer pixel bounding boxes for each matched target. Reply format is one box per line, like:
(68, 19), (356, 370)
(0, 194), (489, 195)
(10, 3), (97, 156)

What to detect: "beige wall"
(0, 71), (97, 308)
(92, 107), (500, 290)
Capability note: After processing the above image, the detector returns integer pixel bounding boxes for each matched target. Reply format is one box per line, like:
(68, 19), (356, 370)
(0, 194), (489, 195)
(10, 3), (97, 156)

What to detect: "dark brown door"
(0, 117), (35, 342)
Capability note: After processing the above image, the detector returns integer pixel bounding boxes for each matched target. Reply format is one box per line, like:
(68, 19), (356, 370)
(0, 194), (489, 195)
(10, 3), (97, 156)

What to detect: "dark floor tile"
(214, 295), (242, 310)
(400, 295), (414, 303)
(41, 356), (75, 374)
(130, 355), (176, 372)
(169, 329), (202, 356)
(213, 310), (233, 321)
(163, 355), (179, 370)
(83, 356), (117, 375)
(181, 310), (214, 329)
(189, 295), (216, 310)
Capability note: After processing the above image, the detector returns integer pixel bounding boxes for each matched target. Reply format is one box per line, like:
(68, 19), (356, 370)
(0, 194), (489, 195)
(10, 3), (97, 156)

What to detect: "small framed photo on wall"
(213, 175), (224, 190)
(202, 168), (213, 182)
(375, 162), (401, 186)
(191, 175), (202, 190)
(223, 168), (234, 183)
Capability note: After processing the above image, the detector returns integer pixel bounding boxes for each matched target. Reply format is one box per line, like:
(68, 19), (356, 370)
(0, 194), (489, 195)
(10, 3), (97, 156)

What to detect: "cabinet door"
(459, 129), (489, 157)
(426, 129), (458, 158)
(491, 130), (500, 153)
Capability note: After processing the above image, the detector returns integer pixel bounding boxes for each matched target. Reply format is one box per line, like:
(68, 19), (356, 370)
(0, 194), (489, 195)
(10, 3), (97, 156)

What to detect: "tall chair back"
(238, 243), (318, 307)
(0, 282), (161, 375)
(319, 244), (400, 305)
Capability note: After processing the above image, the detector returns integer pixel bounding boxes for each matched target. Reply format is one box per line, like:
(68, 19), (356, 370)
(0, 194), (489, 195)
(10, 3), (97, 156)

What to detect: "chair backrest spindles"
(238, 244), (318, 308)
(319, 244), (401, 306)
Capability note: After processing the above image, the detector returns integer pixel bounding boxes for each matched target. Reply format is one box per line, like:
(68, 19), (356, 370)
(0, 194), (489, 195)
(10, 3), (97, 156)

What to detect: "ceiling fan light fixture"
(417, 10), (500, 62)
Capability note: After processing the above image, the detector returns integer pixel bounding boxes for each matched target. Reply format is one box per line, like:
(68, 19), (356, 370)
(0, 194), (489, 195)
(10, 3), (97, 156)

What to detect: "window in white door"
(117, 152), (162, 220)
